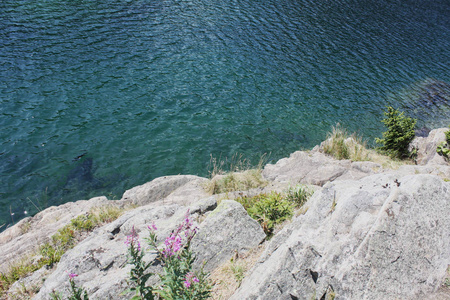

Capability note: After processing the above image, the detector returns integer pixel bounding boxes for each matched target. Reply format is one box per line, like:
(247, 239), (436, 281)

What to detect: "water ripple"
(0, 0), (449, 228)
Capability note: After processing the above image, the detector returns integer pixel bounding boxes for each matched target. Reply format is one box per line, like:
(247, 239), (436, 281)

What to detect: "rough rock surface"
(262, 150), (382, 186)
(0, 196), (111, 273)
(192, 200), (266, 272)
(230, 173), (450, 300)
(120, 175), (208, 206)
(33, 204), (185, 300)
(31, 197), (265, 299)
(3, 128), (450, 300)
(0, 175), (209, 275)
(410, 128), (449, 165)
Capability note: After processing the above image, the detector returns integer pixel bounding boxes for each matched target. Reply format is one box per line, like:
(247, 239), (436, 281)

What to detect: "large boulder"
(32, 203), (204, 300)
(192, 200), (266, 272)
(121, 175), (208, 206)
(0, 196), (111, 274)
(231, 173), (450, 300)
(410, 128), (449, 166)
(262, 150), (382, 186)
(30, 197), (265, 299)
(0, 175), (209, 276)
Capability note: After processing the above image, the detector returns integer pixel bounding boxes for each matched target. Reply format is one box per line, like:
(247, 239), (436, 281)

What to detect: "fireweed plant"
(51, 273), (89, 300)
(67, 273), (89, 300)
(124, 211), (211, 300)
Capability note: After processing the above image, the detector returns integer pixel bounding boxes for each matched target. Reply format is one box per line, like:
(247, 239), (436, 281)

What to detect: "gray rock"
(386, 163), (450, 180)
(121, 175), (207, 206)
(231, 174), (450, 300)
(0, 175), (209, 277)
(7, 266), (52, 299)
(192, 200), (266, 272)
(162, 177), (210, 206)
(410, 128), (449, 165)
(31, 197), (265, 299)
(262, 151), (381, 186)
(0, 196), (111, 274)
(33, 204), (192, 300)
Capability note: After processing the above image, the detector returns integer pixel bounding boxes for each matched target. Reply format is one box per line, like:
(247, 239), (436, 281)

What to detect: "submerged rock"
(415, 79), (450, 108)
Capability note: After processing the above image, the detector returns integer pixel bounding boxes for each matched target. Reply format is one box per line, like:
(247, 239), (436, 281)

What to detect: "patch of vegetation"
(444, 265), (450, 288)
(237, 191), (297, 236)
(376, 106), (417, 159)
(7, 282), (41, 300)
(0, 205), (126, 298)
(235, 186), (313, 236)
(19, 220), (32, 235)
(206, 170), (267, 194)
(236, 187), (313, 236)
(436, 125), (450, 160)
(205, 153), (268, 194)
(0, 256), (40, 296)
(285, 185), (312, 207)
(229, 259), (246, 285)
(209, 245), (264, 299)
(322, 124), (369, 161)
(122, 215), (211, 300)
(323, 124), (350, 160)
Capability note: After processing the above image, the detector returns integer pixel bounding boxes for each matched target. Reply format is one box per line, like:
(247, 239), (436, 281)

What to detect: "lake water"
(1, 0), (449, 229)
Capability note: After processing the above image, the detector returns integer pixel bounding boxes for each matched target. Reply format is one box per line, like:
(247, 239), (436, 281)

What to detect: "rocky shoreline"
(1, 129), (449, 299)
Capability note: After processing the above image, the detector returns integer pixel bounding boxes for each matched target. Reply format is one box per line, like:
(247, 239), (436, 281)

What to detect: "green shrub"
(285, 185), (312, 208)
(437, 125), (450, 159)
(237, 192), (293, 235)
(376, 106), (416, 159)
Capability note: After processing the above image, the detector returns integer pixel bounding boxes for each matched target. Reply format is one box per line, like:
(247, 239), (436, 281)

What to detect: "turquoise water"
(1, 0), (449, 228)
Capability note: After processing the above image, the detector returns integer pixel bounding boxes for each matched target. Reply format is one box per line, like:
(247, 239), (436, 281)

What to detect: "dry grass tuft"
(322, 124), (414, 169)
(209, 245), (265, 299)
(322, 124), (369, 161)
(204, 154), (268, 194)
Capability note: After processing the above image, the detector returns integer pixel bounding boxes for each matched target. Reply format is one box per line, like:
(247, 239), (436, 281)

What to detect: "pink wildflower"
(160, 210), (199, 258)
(148, 222), (157, 231)
(184, 272), (199, 289)
(68, 273), (78, 279)
(184, 280), (191, 288)
(125, 226), (140, 251)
